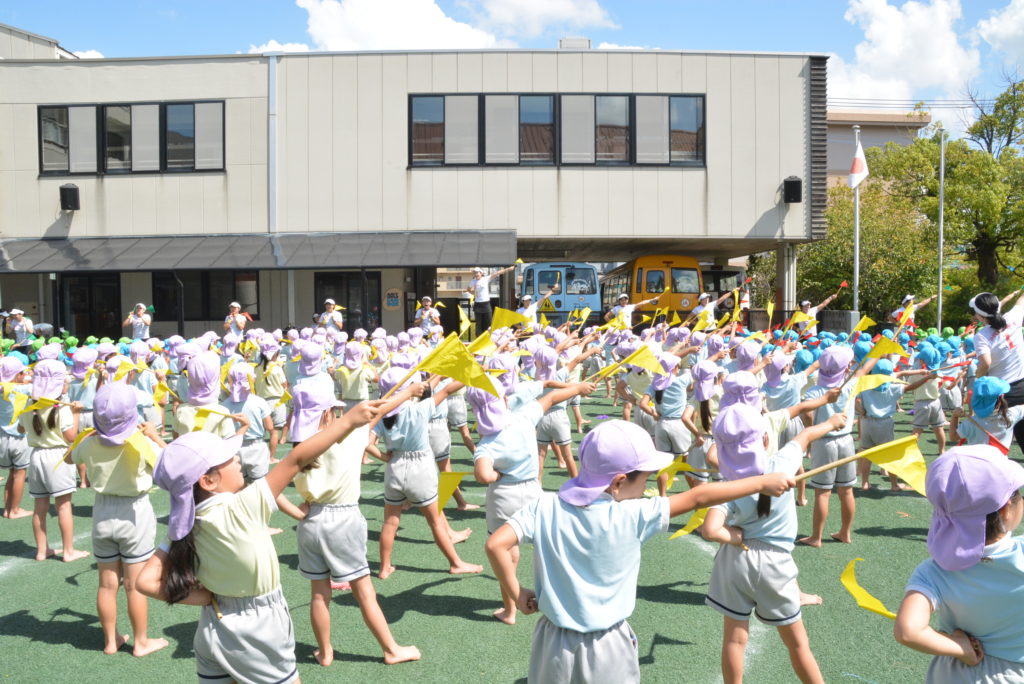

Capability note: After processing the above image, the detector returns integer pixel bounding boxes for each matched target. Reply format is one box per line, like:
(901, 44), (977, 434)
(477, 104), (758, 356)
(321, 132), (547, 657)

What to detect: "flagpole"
(937, 124), (945, 330)
(852, 125), (861, 314)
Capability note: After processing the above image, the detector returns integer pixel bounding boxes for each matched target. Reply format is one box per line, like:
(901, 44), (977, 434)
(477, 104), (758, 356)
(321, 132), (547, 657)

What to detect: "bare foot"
(797, 536), (822, 548)
(4, 508), (31, 519)
(378, 565), (396, 580)
(796, 498), (808, 507)
(449, 528), (472, 544)
(383, 645), (422, 665)
(861, 482), (872, 491)
(78, 482), (89, 489)
(314, 648), (334, 667)
(268, 527), (283, 536)
(830, 533), (852, 544)
(362, 457), (373, 465)
(62, 549), (90, 563)
(890, 482), (910, 492)
(457, 502), (480, 511)
(449, 562), (483, 575)
(492, 607), (516, 625)
(269, 457), (281, 464)
(132, 637), (168, 657)
(800, 592), (823, 606)
(103, 633), (129, 655)
(330, 581), (351, 591)
(35, 548), (56, 561)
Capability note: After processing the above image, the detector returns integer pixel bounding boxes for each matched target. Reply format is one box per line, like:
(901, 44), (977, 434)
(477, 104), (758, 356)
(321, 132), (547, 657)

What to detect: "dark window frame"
(152, 270), (260, 322)
(102, 104), (133, 174)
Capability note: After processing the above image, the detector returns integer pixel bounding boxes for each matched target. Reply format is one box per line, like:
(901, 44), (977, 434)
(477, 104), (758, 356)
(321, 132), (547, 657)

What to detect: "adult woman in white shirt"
(122, 303), (152, 340)
(467, 265), (514, 332)
(971, 289), (1024, 450)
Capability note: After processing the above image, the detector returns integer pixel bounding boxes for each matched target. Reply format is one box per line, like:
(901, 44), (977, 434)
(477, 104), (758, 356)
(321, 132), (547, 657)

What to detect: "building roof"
(827, 109), (931, 127)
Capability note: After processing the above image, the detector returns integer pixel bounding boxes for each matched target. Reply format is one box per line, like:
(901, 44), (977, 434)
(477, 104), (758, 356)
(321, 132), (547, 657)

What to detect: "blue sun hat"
(971, 376), (1011, 418)
(916, 345), (942, 372)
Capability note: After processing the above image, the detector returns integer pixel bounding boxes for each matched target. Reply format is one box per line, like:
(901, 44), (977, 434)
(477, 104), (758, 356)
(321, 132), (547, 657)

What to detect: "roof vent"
(558, 37), (591, 50)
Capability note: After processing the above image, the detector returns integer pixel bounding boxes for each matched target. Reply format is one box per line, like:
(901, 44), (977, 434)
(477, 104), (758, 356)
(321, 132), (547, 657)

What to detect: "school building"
(0, 23), (828, 338)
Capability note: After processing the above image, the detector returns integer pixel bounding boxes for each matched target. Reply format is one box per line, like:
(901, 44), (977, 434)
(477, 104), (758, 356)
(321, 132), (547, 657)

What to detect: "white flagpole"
(937, 125), (946, 329)
(853, 125), (861, 314)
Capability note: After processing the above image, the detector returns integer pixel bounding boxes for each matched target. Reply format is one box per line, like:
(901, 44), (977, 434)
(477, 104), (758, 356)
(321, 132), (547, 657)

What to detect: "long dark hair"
(699, 400), (712, 433)
(164, 478), (215, 604)
(985, 491), (1022, 544)
(32, 406), (58, 436)
(974, 292), (1006, 331)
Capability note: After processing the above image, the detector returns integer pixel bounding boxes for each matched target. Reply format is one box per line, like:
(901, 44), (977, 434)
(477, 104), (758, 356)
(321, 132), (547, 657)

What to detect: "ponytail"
(973, 292), (1006, 331)
(163, 480), (213, 604)
(699, 400), (711, 433)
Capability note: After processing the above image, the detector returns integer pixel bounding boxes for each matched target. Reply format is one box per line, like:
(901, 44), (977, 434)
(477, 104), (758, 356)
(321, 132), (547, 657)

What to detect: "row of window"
(152, 270), (258, 321)
(39, 101), (225, 175)
(410, 93), (705, 168)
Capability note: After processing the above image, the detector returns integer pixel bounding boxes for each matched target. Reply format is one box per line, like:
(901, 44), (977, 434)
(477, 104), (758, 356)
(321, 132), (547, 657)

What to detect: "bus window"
(671, 268), (700, 293)
(646, 269), (665, 293)
(718, 272), (742, 291)
(565, 269), (596, 295)
(523, 268), (535, 296)
(538, 270), (561, 293)
(635, 268), (643, 293)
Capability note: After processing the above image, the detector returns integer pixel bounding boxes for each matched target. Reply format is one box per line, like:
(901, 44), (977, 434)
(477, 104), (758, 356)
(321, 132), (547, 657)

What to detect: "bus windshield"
(564, 268), (597, 294)
(538, 270), (561, 293)
(672, 268), (700, 293)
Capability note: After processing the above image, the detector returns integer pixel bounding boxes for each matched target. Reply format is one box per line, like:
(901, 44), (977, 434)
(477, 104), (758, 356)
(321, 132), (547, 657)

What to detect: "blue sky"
(4, 0), (1024, 131)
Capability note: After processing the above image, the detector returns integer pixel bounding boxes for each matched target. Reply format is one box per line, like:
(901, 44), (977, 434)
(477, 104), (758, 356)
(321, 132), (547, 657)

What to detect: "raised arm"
(536, 382), (595, 412)
(668, 471), (794, 517)
(815, 293), (838, 312)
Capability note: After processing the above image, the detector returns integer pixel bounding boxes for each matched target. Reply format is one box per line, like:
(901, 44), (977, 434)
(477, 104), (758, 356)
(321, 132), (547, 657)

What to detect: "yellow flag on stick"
(153, 380), (177, 405)
(670, 311), (682, 327)
(467, 331), (498, 357)
(416, 333), (500, 397)
(898, 305), (916, 327)
(669, 508), (708, 538)
(852, 315), (876, 334)
(437, 471), (470, 511)
(604, 345), (666, 379)
(125, 431), (159, 470)
(490, 307), (531, 331)
(840, 558), (896, 619)
(638, 314), (652, 325)
(193, 406), (231, 432)
(434, 301), (446, 308)
(274, 388), (293, 409)
(12, 396), (60, 422)
(6, 391), (30, 425)
(843, 374), (904, 414)
(539, 313), (550, 328)
(515, 258), (524, 264)
(114, 359), (145, 382)
(765, 301), (775, 327)
(715, 312), (731, 328)
(860, 435), (927, 496)
(732, 289), (741, 321)
(866, 337), (910, 360)
(575, 307), (592, 323)
(458, 305), (472, 338)
(783, 310), (810, 332)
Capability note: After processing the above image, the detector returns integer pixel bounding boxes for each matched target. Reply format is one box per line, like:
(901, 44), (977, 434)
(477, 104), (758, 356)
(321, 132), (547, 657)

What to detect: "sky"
(4, 0), (1024, 134)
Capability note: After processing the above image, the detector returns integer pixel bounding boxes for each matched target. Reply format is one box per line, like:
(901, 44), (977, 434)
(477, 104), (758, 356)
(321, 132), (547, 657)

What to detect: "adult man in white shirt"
(467, 264), (514, 332)
(690, 291), (734, 325)
(516, 290), (555, 330)
(889, 293), (937, 326)
(317, 298), (344, 332)
(414, 296), (441, 333)
(605, 294), (660, 328)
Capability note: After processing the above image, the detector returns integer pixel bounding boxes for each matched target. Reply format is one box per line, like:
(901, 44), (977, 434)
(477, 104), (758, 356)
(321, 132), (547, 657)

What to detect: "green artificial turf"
(0, 395), (1006, 683)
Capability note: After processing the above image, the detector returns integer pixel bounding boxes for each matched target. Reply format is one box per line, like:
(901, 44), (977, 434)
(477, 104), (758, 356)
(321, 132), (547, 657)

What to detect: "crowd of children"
(0, 282), (1022, 684)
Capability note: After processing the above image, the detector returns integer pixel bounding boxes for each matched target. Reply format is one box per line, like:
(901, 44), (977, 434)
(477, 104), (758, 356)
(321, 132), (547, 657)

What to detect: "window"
(596, 96), (629, 163)
(645, 269), (665, 294)
(485, 95), (518, 164)
(411, 96), (444, 165)
(671, 268), (700, 293)
(523, 268), (535, 296)
(538, 270), (560, 293)
(670, 96), (704, 163)
(40, 107), (69, 172)
(560, 95), (595, 164)
(635, 268), (643, 293)
(152, 270), (260, 322)
(444, 95), (478, 164)
(520, 95), (554, 164)
(132, 104), (160, 171)
(104, 105), (131, 171)
(635, 96), (669, 164)
(165, 104), (195, 170)
(564, 268), (596, 295)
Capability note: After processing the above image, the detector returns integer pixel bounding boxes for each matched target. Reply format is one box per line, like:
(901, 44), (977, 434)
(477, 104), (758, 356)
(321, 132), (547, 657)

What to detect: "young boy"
(485, 420), (793, 682)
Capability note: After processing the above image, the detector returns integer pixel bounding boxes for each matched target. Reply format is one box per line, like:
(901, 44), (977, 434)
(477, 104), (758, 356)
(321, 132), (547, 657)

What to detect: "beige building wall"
(0, 24), (65, 60)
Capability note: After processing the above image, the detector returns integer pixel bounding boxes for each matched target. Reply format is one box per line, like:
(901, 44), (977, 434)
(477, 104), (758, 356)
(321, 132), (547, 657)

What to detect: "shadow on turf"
(0, 607), (104, 651)
(357, 576), (498, 623)
(635, 579), (708, 607)
(0, 538), (37, 559)
(853, 525), (928, 542)
(294, 641), (379, 665)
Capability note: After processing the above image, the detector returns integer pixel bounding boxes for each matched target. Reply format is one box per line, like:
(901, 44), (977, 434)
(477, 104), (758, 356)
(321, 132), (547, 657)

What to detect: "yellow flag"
(153, 380), (177, 404)
(434, 301), (446, 308)
(860, 435), (927, 496)
(515, 258), (524, 264)
(125, 431), (159, 470)
(6, 391), (30, 425)
(732, 289), (741, 320)
(576, 307), (592, 323)
(467, 331), (498, 357)
(866, 337), (910, 360)
(898, 304), (916, 327)
(852, 315), (876, 333)
(742, 330), (768, 344)
(66, 428), (96, 455)
(192, 406), (231, 432)
(616, 345), (667, 377)
(639, 314), (652, 324)
(539, 313), (550, 328)
(219, 357), (237, 390)
(490, 307), (531, 331)
(669, 508), (708, 539)
(840, 558), (896, 619)
(715, 312), (731, 328)
(843, 374), (905, 414)
(274, 388), (293, 409)
(670, 311), (682, 326)
(437, 471), (470, 511)
(458, 304), (472, 338)
(789, 310), (811, 325)
(12, 396), (60, 422)
(114, 359), (140, 382)
(416, 333), (500, 397)
(765, 301), (775, 326)
(658, 457), (687, 490)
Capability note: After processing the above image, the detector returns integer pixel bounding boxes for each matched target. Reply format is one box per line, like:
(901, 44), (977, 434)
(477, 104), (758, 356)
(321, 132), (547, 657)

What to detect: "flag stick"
(852, 124), (862, 313)
(795, 451), (864, 483)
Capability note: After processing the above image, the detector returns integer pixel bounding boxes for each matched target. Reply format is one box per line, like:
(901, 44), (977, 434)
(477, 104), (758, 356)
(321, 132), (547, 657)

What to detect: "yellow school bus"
(600, 255), (704, 317)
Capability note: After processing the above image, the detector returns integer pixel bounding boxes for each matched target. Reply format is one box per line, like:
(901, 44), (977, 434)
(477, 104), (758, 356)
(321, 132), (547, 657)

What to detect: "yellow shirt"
(294, 425), (369, 505)
(194, 478), (280, 598)
(914, 376), (940, 402)
(71, 433), (156, 496)
(334, 365), (374, 401)
(174, 403), (234, 438)
(19, 406), (72, 449)
(255, 363), (286, 400)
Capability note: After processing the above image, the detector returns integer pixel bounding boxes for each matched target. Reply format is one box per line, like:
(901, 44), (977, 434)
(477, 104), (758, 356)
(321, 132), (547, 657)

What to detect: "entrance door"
(61, 273), (121, 339)
(313, 271), (381, 331)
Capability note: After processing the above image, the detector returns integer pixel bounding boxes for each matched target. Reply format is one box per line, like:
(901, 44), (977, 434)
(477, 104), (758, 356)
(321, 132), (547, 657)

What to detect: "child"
(950, 376), (1024, 452)
(255, 335), (289, 451)
(906, 346), (947, 455)
(173, 352), (235, 438)
(703, 404), (847, 684)
(333, 340), (378, 412)
(221, 364), (275, 483)
(68, 383), (168, 657)
(640, 353), (694, 494)
(137, 400), (379, 683)
(894, 445), (1024, 681)
(681, 356), (728, 487)
(19, 359), (89, 561)
(857, 359), (911, 491)
(485, 420), (793, 683)
(0, 356), (31, 518)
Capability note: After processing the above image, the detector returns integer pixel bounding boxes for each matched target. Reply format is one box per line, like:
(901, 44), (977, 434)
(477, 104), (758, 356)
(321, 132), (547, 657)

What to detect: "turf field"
(0, 395), (1004, 683)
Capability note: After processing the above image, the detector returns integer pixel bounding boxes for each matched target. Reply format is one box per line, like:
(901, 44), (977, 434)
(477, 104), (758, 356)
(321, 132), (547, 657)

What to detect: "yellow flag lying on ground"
(860, 435), (927, 496)
(843, 374), (905, 414)
(670, 508), (708, 538)
(841, 558), (896, 619)
(416, 333), (499, 397)
(852, 315), (876, 333)
(467, 331), (498, 356)
(437, 471), (469, 511)
(490, 307), (531, 331)
(866, 337), (910, 360)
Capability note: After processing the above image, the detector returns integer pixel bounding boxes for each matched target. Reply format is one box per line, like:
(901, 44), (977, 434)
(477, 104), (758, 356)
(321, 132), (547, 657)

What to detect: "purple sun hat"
(153, 432), (243, 541)
(353, 328), (368, 342)
(259, 334), (281, 359)
(713, 403), (767, 481)
(378, 367), (417, 417)
(817, 346), (854, 388)
(926, 445), (1024, 571)
(720, 371), (761, 411)
(93, 383), (141, 446)
(764, 352), (792, 388)
(71, 347), (99, 380)
(36, 343), (62, 361)
(559, 420), (673, 506)
(186, 352), (221, 405)
(488, 353), (520, 396)
(691, 360), (720, 402)
(129, 340), (150, 364)
(735, 340), (761, 371)
(650, 353), (681, 392)
(31, 359), (66, 400)
(298, 343), (323, 377)
(0, 356), (26, 383)
(221, 333), (240, 356)
(96, 342), (118, 359)
(533, 345), (558, 382)
(706, 335), (725, 357)
(226, 363), (254, 403)
(466, 385), (511, 436)
(344, 341), (365, 371)
(289, 380), (338, 442)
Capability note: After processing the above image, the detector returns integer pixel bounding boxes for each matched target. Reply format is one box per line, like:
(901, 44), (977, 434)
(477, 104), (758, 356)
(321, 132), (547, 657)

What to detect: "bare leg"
(419, 504), (481, 574)
(934, 426), (946, 454)
(721, 617), (749, 684)
(378, 504), (402, 579)
(350, 575), (421, 664)
(122, 561), (167, 657)
(493, 545), (520, 625)
(32, 496), (54, 560)
(557, 442), (577, 478)
(831, 486), (855, 543)
(536, 443), (549, 484)
(798, 487), (830, 548)
(572, 404), (590, 433)
(778, 620), (825, 684)
(457, 425), (476, 454)
(97, 561), (128, 654)
(56, 494), (88, 561)
(795, 466), (807, 506)
(4, 468), (30, 518)
(309, 578), (334, 666)
(77, 463), (89, 488)
(858, 457), (872, 490)
(656, 472), (668, 496)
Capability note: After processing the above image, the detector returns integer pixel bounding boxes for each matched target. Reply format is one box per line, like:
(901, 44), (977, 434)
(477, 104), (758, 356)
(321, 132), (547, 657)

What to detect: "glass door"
(61, 273), (121, 339)
(313, 271), (381, 331)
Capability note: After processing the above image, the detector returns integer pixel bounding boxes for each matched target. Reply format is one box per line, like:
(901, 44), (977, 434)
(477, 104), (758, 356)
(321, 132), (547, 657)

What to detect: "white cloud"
(596, 42), (647, 50)
(977, 0), (1024, 62)
(473, 0), (616, 39)
(829, 0), (980, 103)
(73, 49), (104, 59)
(249, 39), (311, 53)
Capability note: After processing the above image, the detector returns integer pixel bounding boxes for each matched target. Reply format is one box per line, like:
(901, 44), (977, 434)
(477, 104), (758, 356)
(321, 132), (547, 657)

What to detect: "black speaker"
(59, 184), (80, 211)
(783, 176), (802, 203)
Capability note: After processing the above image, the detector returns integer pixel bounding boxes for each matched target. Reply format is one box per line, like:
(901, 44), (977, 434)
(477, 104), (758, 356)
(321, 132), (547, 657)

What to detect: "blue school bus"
(519, 262), (602, 326)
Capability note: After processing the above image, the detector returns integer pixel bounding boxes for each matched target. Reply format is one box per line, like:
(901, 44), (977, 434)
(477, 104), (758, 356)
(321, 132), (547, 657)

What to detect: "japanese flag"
(849, 141), (869, 188)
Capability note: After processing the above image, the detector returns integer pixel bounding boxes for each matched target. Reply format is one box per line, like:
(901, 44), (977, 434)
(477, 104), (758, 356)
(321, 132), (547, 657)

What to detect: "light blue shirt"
(957, 405), (1024, 450)
(507, 492), (669, 633)
(508, 380), (544, 413)
(67, 377), (98, 411)
(906, 536), (1024, 663)
(541, 368), (569, 414)
(860, 384), (906, 419)
(130, 370), (157, 408)
(473, 402), (543, 483)
(0, 384), (30, 438)
(803, 381), (856, 437)
(712, 441), (803, 552)
(374, 399), (433, 452)
(762, 371), (807, 412)
(646, 373), (691, 420)
(221, 395), (272, 441)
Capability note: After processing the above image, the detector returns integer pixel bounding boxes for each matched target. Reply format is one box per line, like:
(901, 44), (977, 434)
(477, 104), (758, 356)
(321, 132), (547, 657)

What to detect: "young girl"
(894, 445), (1024, 681)
(69, 382), (168, 656)
(137, 400), (379, 683)
(0, 356), (31, 519)
(485, 420), (793, 683)
(681, 356), (727, 488)
(703, 404), (847, 684)
(905, 346), (948, 455)
(255, 334), (289, 453)
(221, 364), (275, 483)
(333, 340), (378, 412)
(19, 359), (88, 562)
(173, 352), (234, 438)
(950, 376), (1024, 453)
(857, 359), (912, 491)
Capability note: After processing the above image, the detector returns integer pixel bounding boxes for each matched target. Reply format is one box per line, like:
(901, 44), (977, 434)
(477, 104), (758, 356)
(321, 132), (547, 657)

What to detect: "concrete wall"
(0, 26), (59, 60)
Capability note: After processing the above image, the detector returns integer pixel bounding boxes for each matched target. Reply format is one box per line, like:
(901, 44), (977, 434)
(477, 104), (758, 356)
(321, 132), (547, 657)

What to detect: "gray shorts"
(913, 399), (946, 430)
(809, 433), (856, 489)
(0, 432), (29, 470)
(428, 418), (451, 462)
(78, 411), (95, 431)
(239, 440), (270, 482)
(631, 407), (656, 436)
(486, 479), (542, 534)
(269, 403), (288, 428)
(447, 394), (468, 429)
(706, 538), (802, 626)
(536, 410), (571, 446)
(92, 492), (157, 564)
(296, 503), (370, 583)
(925, 653), (1024, 684)
(194, 587), (297, 684)
(686, 438), (714, 483)
(860, 416), (895, 449)
(939, 386), (962, 412)
(28, 447), (77, 499)
(778, 415), (803, 447)
(143, 406), (162, 426)
(655, 418), (692, 455)
(568, 394), (581, 407)
(529, 615), (640, 684)
(384, 449), (438, 507)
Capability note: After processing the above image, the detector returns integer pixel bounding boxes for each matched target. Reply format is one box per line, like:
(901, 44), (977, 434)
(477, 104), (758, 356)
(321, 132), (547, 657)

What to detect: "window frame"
(102, 104), (133, 175)
(593, 93), (633, 166)
(667, 94), (706, 168)
(151, 270), (260, 322)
